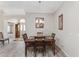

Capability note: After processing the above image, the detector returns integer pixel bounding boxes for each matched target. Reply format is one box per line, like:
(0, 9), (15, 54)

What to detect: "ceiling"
(0, 1), (63, 15)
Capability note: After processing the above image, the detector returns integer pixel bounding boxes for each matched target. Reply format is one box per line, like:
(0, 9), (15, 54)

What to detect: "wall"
(25, 13), (54, 37)
(53, 2), (79, 57)
(3, 20), (9, 38)
(0, 10), (4, 32)
(3, 15), (26, 38)
(0, 16), (4, 32)
(3, 13), (54, 39)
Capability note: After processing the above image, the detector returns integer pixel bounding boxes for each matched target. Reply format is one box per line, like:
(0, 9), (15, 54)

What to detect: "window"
(8, 22), (13, 34)
(20, 19), (26, 32)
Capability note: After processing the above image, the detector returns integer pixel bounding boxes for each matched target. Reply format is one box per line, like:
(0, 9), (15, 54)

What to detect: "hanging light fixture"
(38, 1), (42, 12)
(38, 1), (42, 3)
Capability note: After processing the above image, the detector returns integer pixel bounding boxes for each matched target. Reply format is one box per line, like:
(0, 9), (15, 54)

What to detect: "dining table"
(25, 35), (55, 56)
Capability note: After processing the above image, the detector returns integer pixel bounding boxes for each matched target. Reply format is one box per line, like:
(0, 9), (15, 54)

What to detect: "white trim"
(56, 44), (70, 57)
(60, 47), (70, 57)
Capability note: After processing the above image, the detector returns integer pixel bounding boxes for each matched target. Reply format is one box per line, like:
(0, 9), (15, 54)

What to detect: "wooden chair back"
(37, 32), (43, 36)
(22, 33), (28, 41)
(51, 33), (55, 39)
(0, 32), (3, 39)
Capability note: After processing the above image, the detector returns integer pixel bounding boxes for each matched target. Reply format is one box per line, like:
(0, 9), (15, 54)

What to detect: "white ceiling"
(0, 1), (63, 15)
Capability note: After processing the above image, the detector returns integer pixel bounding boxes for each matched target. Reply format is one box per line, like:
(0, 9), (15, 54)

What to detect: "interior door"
(15, 23), (20, 38)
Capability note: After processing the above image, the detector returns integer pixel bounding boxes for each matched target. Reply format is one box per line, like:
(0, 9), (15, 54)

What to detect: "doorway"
(15, 23), (20, 38)
(15, 19), (26, 38)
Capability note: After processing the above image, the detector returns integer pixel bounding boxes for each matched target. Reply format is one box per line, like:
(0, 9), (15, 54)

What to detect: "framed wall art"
(58, 14), (63, 30)
(35, 17), (44, 28)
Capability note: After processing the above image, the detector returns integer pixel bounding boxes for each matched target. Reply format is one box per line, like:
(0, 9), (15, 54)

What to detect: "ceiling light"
(38, 1), (42, 3)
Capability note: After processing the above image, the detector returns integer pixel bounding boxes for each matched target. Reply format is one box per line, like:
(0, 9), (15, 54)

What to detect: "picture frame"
(58, 14), (63, 30)
(35, 17), (44, 28)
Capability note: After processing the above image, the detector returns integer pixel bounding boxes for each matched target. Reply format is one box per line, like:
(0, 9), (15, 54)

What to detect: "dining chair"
(45, 33), (56, 56)
(22, 33), (34, 57)
(37, 32), (43, 36)
(34, 40), (46, 56)
(23, 33), (28, 41)
(51, 33), (55, 39)
(0, 32), (9, 46)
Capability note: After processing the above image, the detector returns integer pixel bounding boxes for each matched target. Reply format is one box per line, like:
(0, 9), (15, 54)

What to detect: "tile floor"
(0, 38), (66, 57)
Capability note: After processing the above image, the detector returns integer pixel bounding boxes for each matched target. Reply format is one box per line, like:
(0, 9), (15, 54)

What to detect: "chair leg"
(2, 41), (4, 46)
(43, 49), (44, 56)
(25, 46), (27, 57)
(54, 45), (55, 55)
(52, 42), (55, 56)
(43, 46), (46, 56)
(34, 46), (36, 57)
(8, 39), (9, 44)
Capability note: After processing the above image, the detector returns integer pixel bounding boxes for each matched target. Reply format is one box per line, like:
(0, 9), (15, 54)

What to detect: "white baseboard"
(56, 44), (70, 57)
(60, 47), (70, 57)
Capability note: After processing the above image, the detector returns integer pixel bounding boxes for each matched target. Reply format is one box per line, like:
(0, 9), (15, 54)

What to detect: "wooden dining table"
(25, 35), (55, 57)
